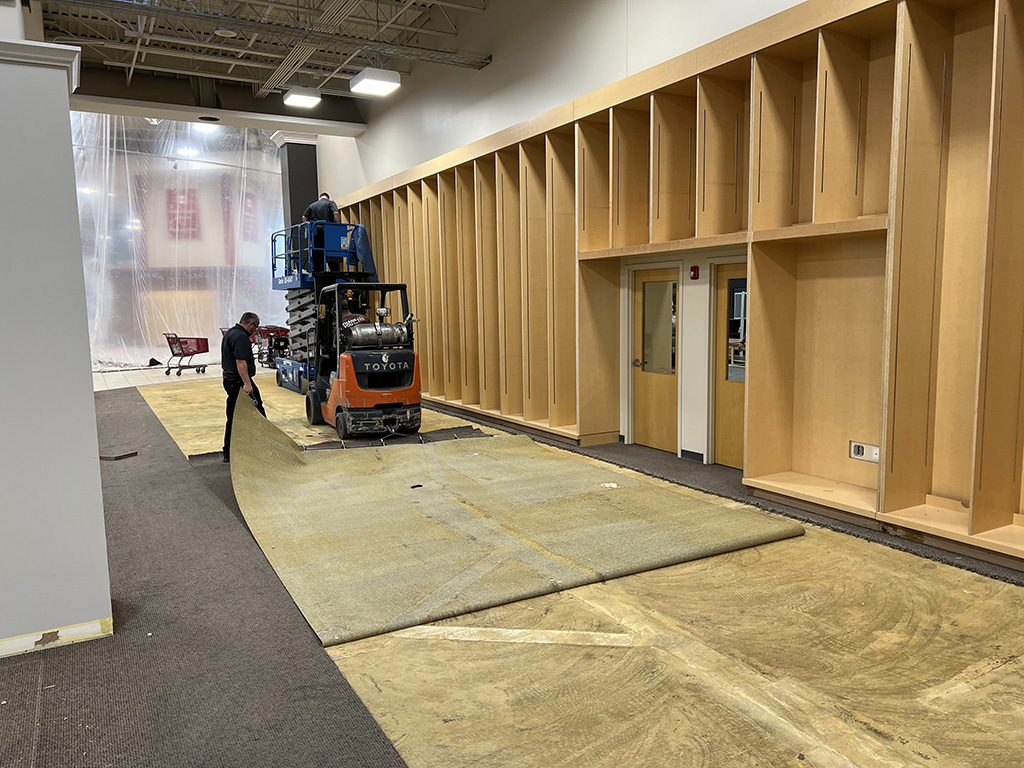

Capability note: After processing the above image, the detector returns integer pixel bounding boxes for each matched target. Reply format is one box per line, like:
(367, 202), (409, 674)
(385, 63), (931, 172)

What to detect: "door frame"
(621, 259), (684, 451)
(707, 255), (749, 466)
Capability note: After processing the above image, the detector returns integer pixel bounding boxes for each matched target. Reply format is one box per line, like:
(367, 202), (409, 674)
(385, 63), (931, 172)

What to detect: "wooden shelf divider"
(474, 157), (501, 412)
(456, 164), (480, 406)
(651, 84), (697, 242)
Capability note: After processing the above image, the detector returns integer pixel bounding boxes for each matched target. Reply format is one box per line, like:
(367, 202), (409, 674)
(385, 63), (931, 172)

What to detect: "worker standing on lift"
(302, 193), (341, 272)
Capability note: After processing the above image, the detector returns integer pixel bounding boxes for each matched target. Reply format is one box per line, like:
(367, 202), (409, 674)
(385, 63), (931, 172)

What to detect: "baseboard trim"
(0, 617), (113, 659)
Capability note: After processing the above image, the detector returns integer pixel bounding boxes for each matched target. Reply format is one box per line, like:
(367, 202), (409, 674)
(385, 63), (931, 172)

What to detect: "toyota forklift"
(304, 281), (422, 438)
(271, 219), (421, 439)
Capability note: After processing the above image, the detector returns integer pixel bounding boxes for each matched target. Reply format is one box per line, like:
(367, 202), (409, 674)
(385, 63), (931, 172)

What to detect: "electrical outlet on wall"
(849, 441), (879, 463)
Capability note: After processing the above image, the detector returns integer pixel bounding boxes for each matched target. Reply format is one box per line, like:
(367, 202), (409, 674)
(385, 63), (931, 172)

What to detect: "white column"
(0, 39), (113, 657)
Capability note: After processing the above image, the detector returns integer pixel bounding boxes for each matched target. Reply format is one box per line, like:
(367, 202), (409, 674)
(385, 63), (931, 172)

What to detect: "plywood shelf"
(752, 213), (887, 242)
(424, 395), (578, 441)
(744, 471), (878, 517)
(578, 231), (749, 261)
(879, 503), (1024, 563)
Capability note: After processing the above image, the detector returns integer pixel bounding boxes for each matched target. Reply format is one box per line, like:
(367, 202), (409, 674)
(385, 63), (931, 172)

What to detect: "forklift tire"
(299, 376), (309, 396)
(305, 388), (324, 425)
(276, 369), (283, 388)
(335, 411), (351, 440)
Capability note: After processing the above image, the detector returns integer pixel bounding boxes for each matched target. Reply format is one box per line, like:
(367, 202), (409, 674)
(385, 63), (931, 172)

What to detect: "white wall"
(0, 41), (112, 651)
(320, 0), (804, 197)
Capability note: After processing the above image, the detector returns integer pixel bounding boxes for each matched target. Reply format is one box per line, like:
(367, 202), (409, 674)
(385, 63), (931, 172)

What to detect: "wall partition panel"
(496, 147), (524, 417)
(456, 164), (480, 406)
(577, 115), (611, 252)
(651, 84), (698, 242)
(421, 178), (445, 397)
(406, 183), (429, 392)
(696, 63), (751, 236)
(610, 99), (651, 247)
(814, 6), (896, 222)
(474, 157), (501, 412)
(521, 139), (549, 421)
(380, 193), (401, 319)
(547, 131), (577, 429)
(751, 33), (819, 230)
(438, 171), (462, 402)
(973, 0), (1024, 536)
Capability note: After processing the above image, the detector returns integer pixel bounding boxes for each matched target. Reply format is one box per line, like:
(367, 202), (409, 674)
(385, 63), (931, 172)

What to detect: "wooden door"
(714, 262), (747, 468)
(632, 268), (679, 453)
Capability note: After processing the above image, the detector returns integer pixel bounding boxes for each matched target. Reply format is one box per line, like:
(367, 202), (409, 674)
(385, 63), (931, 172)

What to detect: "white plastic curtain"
(72, 113), (286, 370)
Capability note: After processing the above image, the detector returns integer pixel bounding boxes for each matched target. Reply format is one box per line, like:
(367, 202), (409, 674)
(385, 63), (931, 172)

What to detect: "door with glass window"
(632, 268), (679, 453)
(714, 262), (747, 468)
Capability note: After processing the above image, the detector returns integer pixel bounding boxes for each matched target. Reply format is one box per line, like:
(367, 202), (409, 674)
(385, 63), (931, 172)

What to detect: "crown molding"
(0, 39), (80, 94)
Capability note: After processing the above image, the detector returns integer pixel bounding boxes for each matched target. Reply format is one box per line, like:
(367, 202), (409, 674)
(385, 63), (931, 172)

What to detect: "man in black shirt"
(221, 312), (267, 463)
(302, 192), (340, 224)
(301, 193), (341, 272)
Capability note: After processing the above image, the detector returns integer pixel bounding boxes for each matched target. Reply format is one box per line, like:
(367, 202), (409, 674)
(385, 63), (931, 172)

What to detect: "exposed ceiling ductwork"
(42, 0), (492, 105)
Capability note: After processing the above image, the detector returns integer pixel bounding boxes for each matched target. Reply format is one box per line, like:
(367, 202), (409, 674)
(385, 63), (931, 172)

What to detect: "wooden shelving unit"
(745, 233), (886, 518)
(697, 61), (750, 237)
(333, 0), (1024, 564)
(651, 82), (697, 242)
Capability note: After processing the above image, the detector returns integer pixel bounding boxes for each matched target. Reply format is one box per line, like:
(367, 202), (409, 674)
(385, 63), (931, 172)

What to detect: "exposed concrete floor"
(331, 523), (1024, 767)
(132, 374), (1024, 766)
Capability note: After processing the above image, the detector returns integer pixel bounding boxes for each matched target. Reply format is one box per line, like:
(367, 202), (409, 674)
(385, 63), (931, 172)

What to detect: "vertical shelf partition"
(751, 34), (818, 230)
(474, 157), (501, 412)
(406, 183), (428, 394)
(496, 147), (524, 417)
(438, 171), (462, 402)
(521, 139), (549, 422)
(456, 164), (480, 407)
(881, 0), (995, 542)
(696, 62), (751, 236)
(972, 0), (1024, 538)
(814, 7), (896, 223)
(547, 130), (576, 430)
(651, 83), (698, 242)
(421, 178), (445, 398)
(610, 99), (651, 247)
(577, 115), (611, 252)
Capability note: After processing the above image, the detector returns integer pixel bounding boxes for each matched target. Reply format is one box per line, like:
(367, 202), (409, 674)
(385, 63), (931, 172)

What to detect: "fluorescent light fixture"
(177, 147), (198, 157)
(283, 86), (321, 108)
(349, 67), (401, 96)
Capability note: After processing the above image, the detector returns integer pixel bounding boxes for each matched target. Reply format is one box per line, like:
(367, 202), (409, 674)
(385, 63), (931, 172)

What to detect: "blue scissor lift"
(270, 221), (376, 393)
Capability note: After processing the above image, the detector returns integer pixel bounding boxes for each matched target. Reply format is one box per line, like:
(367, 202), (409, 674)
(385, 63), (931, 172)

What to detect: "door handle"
(633, 359), (642, 367)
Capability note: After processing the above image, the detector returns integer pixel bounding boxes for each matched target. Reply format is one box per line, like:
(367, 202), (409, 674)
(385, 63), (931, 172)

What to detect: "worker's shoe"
(222, 452), (230, 463)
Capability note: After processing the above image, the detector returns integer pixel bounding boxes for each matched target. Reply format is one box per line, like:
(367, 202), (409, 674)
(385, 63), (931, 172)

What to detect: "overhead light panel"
(283, 87), (321, 108)
(350, 67), (401, 96)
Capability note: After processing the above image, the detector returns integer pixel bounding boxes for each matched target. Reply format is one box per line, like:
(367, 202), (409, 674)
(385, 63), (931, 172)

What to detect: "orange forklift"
(304, 280), (421, 439)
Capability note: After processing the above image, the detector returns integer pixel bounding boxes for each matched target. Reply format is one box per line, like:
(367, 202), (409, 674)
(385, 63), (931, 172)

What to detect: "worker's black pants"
(222, 378), (267, 460)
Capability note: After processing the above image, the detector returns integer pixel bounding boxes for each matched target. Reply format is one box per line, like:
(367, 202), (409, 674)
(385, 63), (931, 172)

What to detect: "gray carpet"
(0, 388), (407, 768)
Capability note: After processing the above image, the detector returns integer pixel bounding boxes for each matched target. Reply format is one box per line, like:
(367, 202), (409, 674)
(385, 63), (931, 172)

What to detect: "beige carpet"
(229, 396), (804, 646)
(139, 375), (485, 456)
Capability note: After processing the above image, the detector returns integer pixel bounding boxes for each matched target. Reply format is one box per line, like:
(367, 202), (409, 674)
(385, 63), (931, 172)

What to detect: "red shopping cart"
(162, 333), (210, 376)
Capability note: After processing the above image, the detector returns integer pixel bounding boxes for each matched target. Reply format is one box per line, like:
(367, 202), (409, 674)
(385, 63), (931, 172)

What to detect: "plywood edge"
(1, 617), (113, 660)
(752, 214), (888, 242)
(423, 395), (579, 440)
(579, 231), (750, 261)
(744, 471), (878, 516)
(879, 507), (1024, 563)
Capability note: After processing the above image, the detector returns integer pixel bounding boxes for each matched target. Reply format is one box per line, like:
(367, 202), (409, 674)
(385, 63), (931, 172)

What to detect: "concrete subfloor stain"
(331, 525), (1024, 767)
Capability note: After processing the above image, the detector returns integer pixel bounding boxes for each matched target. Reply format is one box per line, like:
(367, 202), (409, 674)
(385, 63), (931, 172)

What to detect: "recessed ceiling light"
(213, 27), (237, 38)
(350, 67), (401, 96)
(194, 123), (218, 133)
(177, 147), (199, 157)
(198, 115), (220, 122)
(283, 86), (321, 108)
